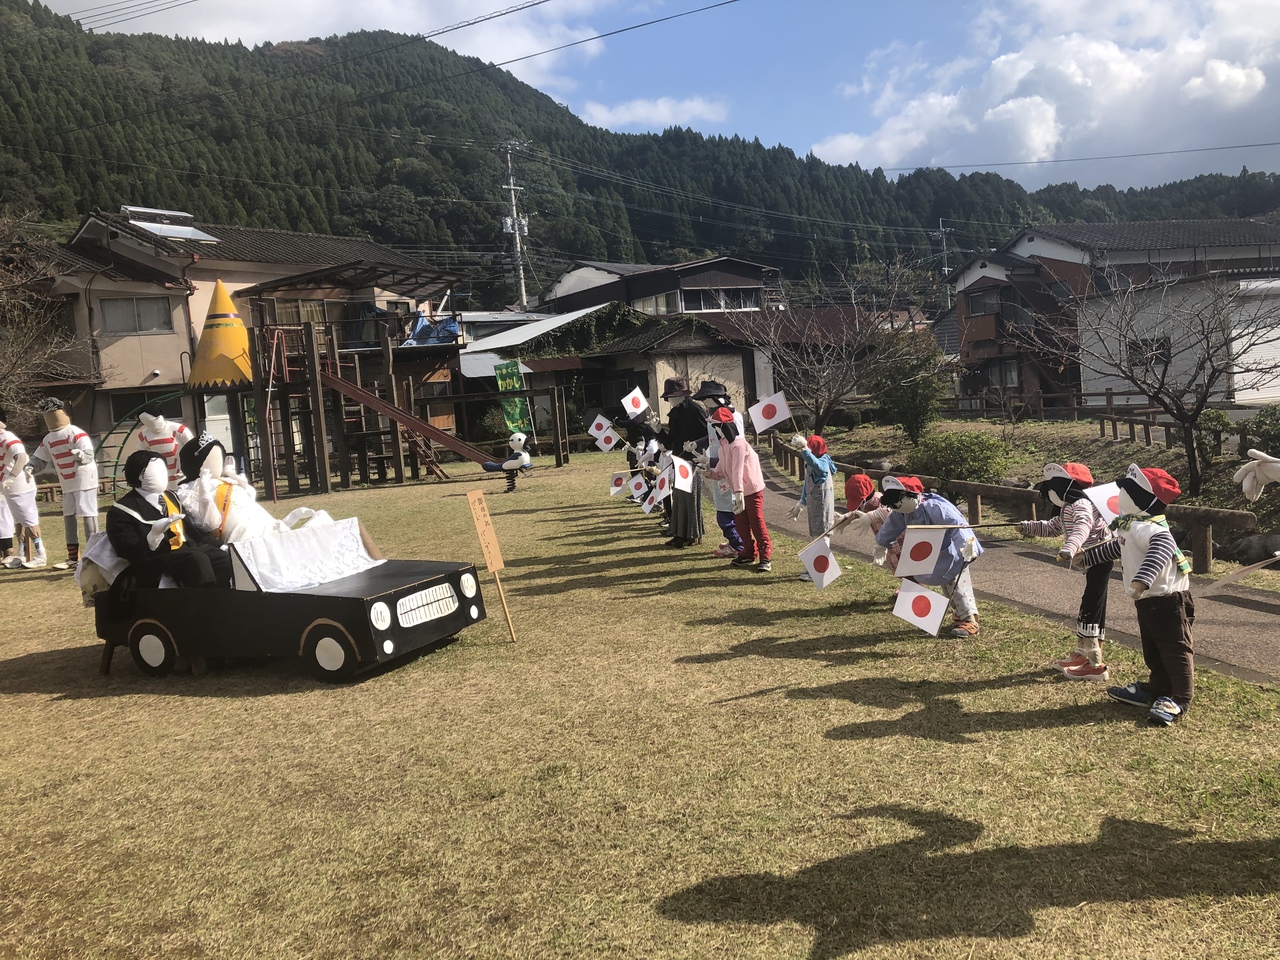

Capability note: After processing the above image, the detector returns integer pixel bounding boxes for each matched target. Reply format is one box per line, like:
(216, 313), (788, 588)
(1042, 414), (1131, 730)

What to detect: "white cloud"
(1184, 58), (1267, 103)
(580, 96), (728, 130)
(813, 0), (1280, 187)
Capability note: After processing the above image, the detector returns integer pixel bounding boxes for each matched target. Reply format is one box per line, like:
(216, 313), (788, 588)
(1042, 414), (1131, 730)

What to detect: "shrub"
(908, 432), (1012, 486)
(1193, 409), (1232, 465)
(1242, 404), (1280, 453)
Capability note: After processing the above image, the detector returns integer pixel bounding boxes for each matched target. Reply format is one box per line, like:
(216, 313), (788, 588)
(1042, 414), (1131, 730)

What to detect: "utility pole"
(503, 143), (529, 311)
(935, 218), (953, 309)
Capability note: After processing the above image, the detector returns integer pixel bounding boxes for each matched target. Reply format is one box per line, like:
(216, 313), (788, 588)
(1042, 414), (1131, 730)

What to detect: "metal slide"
(317, 369), (494, 466)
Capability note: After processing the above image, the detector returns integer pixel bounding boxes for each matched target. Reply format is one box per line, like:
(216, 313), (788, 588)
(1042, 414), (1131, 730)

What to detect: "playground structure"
(240, 313), (573, 500)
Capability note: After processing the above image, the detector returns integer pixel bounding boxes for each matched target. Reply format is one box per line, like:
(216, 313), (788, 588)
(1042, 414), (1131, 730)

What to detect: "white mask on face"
(200, 448), (224, 479)
(893, 494), (920, 515)
(139, 412), (167, 434)
(1118, 488), (1141, 517)
(140, 458), (168, 495)
(1048, 489), (1066, 508)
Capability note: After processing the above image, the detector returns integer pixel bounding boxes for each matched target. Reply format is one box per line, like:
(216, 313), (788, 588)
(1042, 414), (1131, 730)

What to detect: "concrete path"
(760, 462), (1280, 684)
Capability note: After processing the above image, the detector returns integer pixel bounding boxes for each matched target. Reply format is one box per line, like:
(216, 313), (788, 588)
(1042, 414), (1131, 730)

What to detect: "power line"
(78, 0), (201, 29)
(878, 140), (1280, 174)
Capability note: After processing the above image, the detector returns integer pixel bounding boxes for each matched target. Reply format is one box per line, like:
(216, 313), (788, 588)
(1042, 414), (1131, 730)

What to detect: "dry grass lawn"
(2, 454), (1278, 959)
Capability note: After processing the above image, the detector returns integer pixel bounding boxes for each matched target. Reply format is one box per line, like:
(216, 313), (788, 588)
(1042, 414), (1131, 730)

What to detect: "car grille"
(396, 582), (459, 627)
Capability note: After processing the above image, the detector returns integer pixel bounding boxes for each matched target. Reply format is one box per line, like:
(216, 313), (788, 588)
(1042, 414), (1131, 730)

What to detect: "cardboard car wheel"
(303, 622), (359, 682)
(128, 619), (178, 677)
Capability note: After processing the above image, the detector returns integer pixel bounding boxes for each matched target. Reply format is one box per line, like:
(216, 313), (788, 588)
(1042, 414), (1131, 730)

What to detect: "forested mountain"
(4, 0), (1280, 302)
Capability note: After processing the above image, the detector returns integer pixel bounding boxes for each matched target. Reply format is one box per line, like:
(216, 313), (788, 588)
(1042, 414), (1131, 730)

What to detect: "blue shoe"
(1106, 682), (1152, 708)
(1148, 697), (1184, 727)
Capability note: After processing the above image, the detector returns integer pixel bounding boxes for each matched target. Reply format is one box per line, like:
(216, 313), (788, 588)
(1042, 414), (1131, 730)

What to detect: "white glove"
(0, 477), (12, 495)
(1019, 521), (1034, 538)
(732, 491), (746, 515)
(692, 449), (710, 468)
(844, 510), (871, 534)
(871, 544), (887, 566)
(23, 463), (36, 481)
(1070, 550), (1089, 570)
(788, 501), (804, 521)
(1128, 580), (1148, 599)
(145, 514), (185, 550)
(1056, 548), (1074, 565)
(961, 536), (979, 562)
(789, 434), (807, 450)
(72, 449), (94, 465)
(682, 440), (698, 454)
(1233, 449), (1280, 502)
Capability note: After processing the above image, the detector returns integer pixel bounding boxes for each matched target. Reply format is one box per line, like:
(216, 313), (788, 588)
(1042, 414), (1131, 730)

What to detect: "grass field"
(2, 454), (1279, 959)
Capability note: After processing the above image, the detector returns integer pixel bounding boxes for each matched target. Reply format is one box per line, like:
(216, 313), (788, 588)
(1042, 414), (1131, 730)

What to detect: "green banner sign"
(493, 359), (532, 433)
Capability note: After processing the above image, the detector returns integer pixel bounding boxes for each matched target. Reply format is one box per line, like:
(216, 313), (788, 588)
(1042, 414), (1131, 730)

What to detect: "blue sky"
(42, 0), (1280, 191)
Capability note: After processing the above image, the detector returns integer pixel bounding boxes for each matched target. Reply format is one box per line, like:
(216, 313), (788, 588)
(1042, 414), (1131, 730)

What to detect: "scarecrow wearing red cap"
(874, 475), (982, 637)
(1019, 463), (1115, 681)
(705, 405), (771, 572)
(843, 472), (913, 574)
(787, 434), (838, 580)
(1074, 464), (1194, 727)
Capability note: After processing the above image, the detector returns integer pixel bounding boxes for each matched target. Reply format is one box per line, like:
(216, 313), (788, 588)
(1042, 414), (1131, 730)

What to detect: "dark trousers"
(715, 509), (744, 551)
(1077, 559), (1113, 630)
(154, 543), (232, 589)
(1134, 590), (1195, 705)
(733, 491), (771, 562)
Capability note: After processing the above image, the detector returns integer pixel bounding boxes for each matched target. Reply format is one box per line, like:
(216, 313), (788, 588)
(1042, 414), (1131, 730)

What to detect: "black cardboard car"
(96, 558), (487, 681)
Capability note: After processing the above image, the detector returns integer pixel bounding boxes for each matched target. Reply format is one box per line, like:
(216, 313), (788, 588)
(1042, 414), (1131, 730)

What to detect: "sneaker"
(798, 570), (812, 581)
(1062, 661), (1110, 682)
(1, 555), (23, 569)
(52, 561), (73, 571)
(1106, 682), (1152, 708)
(731, 556), (757, 567)
(948, 618), (980, 638)
(21, 557), (47, 569)
(711, 541), (736, 558)
(755, 560), (772, 573)
(1052, 651), (1089, 673)
(1148, 697), (1185, 727)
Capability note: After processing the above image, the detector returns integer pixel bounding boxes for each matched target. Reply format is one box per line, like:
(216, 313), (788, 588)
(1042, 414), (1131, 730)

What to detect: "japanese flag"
(588, 415), (613, 437)
(621, 387), (649, 418)
(895, 527), (950, 578)
(671, 455), (695, 492)
(641, 491), (660, 514)
(1084, 481), (1122, 524)
(798, 537), (843, 589)
(627, 474), (648, 499)
(651, 467), (675, 503)
(596, 427), (622, 451)
(893, 579), (949, 636)
(609, 471), (629, 496)
(748, 390), (792, 433)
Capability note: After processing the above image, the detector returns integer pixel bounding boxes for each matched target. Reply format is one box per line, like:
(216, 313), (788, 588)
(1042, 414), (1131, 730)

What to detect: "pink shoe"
(711, 542), (738, 558)
(1052, 651), (1089, 673)
(1062, 661), (1110, 682)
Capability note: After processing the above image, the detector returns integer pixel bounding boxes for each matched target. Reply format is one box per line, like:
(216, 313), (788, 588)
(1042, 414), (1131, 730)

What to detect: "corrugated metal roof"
(462, 305), (607, 352)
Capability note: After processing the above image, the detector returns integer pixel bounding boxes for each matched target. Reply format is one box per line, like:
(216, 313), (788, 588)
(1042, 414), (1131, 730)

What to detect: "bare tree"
(0, 211), (80, 421)
(1014, 269), (1280, 494)
(729, 258), (949, 434)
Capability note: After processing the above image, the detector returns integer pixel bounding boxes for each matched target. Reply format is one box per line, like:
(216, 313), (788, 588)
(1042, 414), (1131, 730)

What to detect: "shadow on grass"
(685, 601), (896, 629)
(678, 631), (904, 669)
(0, 637), (458, 700)
(787, 670), (1047, 709)
(824, 696), (1132, 743)
(656, 804), (1280, 959)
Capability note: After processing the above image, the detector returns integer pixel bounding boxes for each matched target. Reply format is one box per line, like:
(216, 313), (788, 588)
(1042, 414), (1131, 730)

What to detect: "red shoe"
(1052, 651), (1089, 673)
(1063, 661), (1110, 682)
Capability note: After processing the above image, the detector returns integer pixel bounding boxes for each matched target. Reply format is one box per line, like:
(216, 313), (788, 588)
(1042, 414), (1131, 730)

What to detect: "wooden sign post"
(467, 490), (516, 643)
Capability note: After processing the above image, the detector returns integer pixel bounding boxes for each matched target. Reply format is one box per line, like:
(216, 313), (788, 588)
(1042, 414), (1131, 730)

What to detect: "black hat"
(138, 402), (164, 418)
(124, 450), (165, 488)
(691, 380), (730, 401)
(660, 376), (690, 400)
(179, 432), (225, 483)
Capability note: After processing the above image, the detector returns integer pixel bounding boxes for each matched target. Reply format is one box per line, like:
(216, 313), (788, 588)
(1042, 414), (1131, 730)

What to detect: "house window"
(683, 288), (759, 312)
(1127, 337), (1172, 376)
(100, 296), (173, 334)
(110, 390), (183, 423)
(722, 288), (760, 310)
(990, 358), (1019, 389)
(967, 288), (1001, 316)
(631, 291), (680, 316)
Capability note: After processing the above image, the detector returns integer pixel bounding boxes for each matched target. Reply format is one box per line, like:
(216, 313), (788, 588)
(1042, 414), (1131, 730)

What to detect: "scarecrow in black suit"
(106, 450), (232, 589)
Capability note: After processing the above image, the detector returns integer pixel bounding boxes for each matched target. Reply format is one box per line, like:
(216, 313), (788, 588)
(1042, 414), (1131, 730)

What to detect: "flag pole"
(906, 521), (1025, 530)
(801, 511), (855, 551)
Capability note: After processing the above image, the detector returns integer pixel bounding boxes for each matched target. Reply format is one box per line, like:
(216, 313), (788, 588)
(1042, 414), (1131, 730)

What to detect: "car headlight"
(459, 572), (478, 598)
(370, 601), (391, 631)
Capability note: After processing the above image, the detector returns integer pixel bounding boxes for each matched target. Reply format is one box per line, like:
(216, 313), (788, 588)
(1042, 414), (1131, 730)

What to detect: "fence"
(941, 388), (1152, 421)
(771, 435), (1256, 573)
